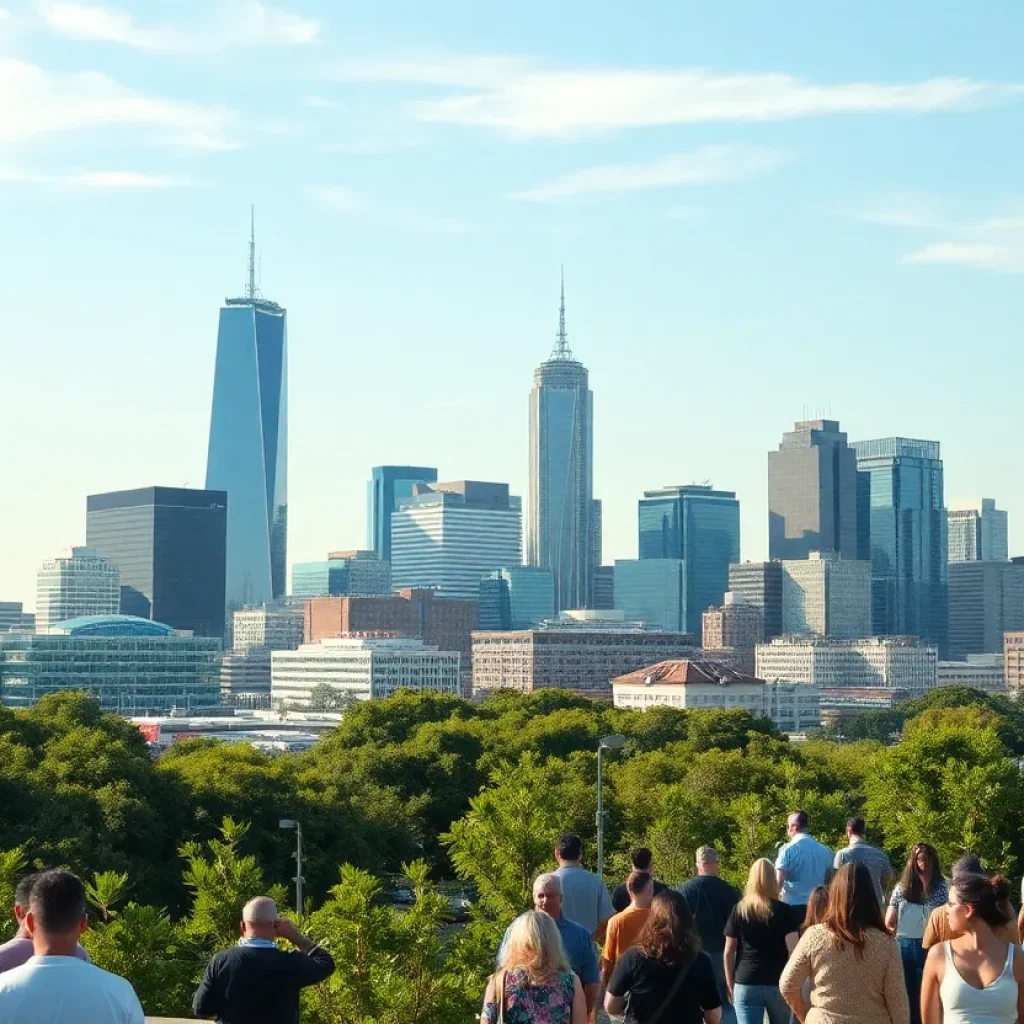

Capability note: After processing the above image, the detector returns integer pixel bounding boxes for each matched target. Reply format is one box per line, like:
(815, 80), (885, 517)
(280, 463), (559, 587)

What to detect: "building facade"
(0, 602), (33, 633)
(220, 649), (273, 702)
(853, 437), (948, 654)
(593, 566), (615, 611)
(291, 551), (391, 599)
(232, 604), (305, 655)
(367, 465), (438, 562)
(205, 220), (287, 611)
(1004, 632), (1024, 693)
(947, 560), (1024, 659)
(639, 485), (740, 636)
(702, 592), (763, 648)
(728, 561), (783, 640)
(781, 552), (872, 638)
(271, 638), (460, 707)
(527, 277), (594, 612)
(947, 499), (1008, 564)
(768, 419), (861, 561)
(86, 486), (227, 638)
(936, 654), (1005, 694)
(391, 481), (522, 601)
(479, 566), (555, 630)
(36, 547), (120, 635)
(613, 559), (685, 631)
(0, 615), (221, 714)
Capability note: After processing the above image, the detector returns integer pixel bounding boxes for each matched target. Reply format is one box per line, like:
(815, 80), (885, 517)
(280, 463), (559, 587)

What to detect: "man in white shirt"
(0, 869), (144, 1024)
(0, 872), (90, 972)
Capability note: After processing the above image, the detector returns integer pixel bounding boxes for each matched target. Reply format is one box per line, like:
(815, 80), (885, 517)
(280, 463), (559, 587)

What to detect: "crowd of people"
(483, 815), (1024, 1024)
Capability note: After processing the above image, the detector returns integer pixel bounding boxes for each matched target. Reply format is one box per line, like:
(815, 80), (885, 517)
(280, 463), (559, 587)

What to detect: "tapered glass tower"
(205, 211), (287, 613)
(527, 272), (594, 611)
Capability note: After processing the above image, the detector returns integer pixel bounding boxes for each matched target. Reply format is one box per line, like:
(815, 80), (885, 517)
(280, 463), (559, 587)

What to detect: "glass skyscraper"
(613, 559), (686, 632)
(205, 216), (287, 612)
(527, 275), (594, 611)
(638, 485), (740, 636)
(853, 437), (948, 653)
(367, 466), (438, 562)
(947, 498), (1008, 563)
(479, 566), (555, 630)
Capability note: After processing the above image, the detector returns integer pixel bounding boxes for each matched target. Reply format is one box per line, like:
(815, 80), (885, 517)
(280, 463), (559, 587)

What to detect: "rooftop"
(52, 615), (177, 637)
(613, 659), (762, 686)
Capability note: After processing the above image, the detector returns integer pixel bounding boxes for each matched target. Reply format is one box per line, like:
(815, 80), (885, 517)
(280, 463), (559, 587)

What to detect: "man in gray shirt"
(552, 832), (614, 941)
(833, 816), (894, 908)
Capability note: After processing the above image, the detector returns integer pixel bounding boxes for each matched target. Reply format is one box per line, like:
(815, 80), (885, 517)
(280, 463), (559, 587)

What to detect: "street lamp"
(596, 734), (626, 878)
(279, 819), (304, 915)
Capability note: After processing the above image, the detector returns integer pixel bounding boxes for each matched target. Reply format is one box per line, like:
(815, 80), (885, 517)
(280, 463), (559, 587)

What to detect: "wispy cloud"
(903, 242), (1013, 269)
(511, 144), (783, 202)
(37, 0), (319, 52)
(305, 184), (362, 213)
(848, 193), (951, 230)
(337, 53), (1020, 138)
(306, 184), (474, 235)
(0, 165), (191, 189)
(0, 58), (236, 149)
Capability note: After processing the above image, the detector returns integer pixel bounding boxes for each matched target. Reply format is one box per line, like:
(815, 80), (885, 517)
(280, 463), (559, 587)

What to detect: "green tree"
(0, 846), (27, 942)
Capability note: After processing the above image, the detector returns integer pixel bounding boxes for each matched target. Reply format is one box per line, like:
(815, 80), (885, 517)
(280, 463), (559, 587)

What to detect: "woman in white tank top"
(921, 872), (1024, 1024)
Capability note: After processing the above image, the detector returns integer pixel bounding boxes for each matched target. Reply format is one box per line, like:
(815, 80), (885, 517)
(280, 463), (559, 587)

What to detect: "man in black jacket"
(193, 896), (335, 1024)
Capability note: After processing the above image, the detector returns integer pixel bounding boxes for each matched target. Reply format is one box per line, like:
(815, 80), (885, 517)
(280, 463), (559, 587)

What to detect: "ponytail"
(951, 873), (1013, 928)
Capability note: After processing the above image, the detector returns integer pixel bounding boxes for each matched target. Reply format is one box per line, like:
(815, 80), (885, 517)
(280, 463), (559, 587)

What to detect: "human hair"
(823, 863), (886, 958)
(737, 858), (779, 922)
(242, 896), (278, 924)
(28, 870), (86, 934)
(696, 846), (718, 865)
(533, 872), (562, 896)
(951, 854), (983, 878)
(803, 886), (830, 933)
(14, 873), (37, 911)
(556, 833), (582, 862)
(627, 871), (652, 897)
(899, 843), (943, 903)
(951, 874), (1013, 928)
(635, 889), (700, 968)
(499, 910), (569, 982)
(847, 817), (865, 836)
(631, 847), (654, 871)
(790, 810), (809, 831)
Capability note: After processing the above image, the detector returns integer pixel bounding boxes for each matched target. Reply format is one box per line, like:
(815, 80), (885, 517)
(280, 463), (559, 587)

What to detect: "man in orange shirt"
(600, 871), (654, 986)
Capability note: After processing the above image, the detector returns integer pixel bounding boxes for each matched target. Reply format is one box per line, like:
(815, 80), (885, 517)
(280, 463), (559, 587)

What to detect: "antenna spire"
(552, 264), (573, 359)
(246, 205), (259, 300)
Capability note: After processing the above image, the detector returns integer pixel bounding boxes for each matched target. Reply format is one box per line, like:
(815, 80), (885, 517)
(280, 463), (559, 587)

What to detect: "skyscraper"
(853, 437), (948, 653)
(768, 419), (861, 561)
(948, 499), (1008, 563)
(479, 566), (555, 630)
(947, 561), (1024, 659)
(638, 485), (740, 636)
(527, 273), (594, 611)
(613, 559), (686, 631)
(728, 562), (784, 640)
(36, 547), (120, 634)
(291, 551), (391, 598)
(86, 486), (227, 638)
(368, 466), (438, 562)
(780, 551), (872, 638)
(205, 211), (287, 613)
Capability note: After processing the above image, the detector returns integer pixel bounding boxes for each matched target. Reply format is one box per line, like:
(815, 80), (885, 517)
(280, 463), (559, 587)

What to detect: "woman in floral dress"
(481, 910), (586, 1024)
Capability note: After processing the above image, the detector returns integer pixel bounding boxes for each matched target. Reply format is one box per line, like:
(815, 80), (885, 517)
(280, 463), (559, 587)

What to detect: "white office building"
(948, 499), (1008, 563)
(936, 654), (1006, 694)
(232, 604), (305, 654)
(36, 547), (120, 634)
(271, 637), (460, 708)
(391, 480), (522, 601)
(781, 552), (871, 638)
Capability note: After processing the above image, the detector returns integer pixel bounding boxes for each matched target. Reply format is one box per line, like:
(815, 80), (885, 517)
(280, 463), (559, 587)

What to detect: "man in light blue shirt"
(774, 809), (833, 912)
(552, 832), (614, 941)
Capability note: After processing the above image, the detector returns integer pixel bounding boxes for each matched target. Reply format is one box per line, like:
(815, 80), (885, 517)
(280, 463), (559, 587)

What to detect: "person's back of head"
(241, 896), (279, 941)
(846, 816), (866, 838)
(949, 873), (1013, 930)
(738, 857), (778, 922)
(556, 833), (582, 865)
(635, 890), (699, 968)
(695, 846), (719, 876)
(824, 863), (885, 957)
(951, 854), (983, 879)
(626, 871), (653, 903)
(500, 909), (569, 982)
(789, 809), (809, 833)
(630, 847), (654, 872)
(802, 885), (830, 933)
(26, 870), (87, 953)
(13, 873), (37, 925)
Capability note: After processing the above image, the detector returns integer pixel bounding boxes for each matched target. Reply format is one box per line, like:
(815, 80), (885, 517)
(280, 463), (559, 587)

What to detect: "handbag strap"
(644, 959), (693, 1024)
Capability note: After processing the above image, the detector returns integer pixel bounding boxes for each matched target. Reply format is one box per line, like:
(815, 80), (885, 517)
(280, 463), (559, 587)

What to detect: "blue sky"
(2, 1), (1022, 609)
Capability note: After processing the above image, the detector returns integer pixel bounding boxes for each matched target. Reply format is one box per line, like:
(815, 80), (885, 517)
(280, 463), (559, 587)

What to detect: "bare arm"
(571, 976), (587, 1024)
(584, 982), (599, 1016)
(785, 930), (799, 955)
(779, 932), (812, 1023)
(605, 987), (626, 1016)
(480, 974), (497, 1024)
(704, 1008), (722, 1024)
(920, 944), (943, 1024)
(1013, 945), (1024, 1024)
(885, 906), (898, 933)
(594, 916), (610, 945)
(723, 936), (738, 1004)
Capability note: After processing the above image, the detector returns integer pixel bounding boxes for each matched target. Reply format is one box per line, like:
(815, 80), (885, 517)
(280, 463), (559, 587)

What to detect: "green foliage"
(0, 846), (27, 942)
(307, 684), (359, 712)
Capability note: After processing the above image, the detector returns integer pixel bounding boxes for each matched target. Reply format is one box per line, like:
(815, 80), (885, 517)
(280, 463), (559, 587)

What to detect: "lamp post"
(279, 818), (304, 915)
(596, 734), (626, 878)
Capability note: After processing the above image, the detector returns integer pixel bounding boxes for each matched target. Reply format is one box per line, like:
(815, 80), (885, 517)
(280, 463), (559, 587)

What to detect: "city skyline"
(2, 1), (1023, 607)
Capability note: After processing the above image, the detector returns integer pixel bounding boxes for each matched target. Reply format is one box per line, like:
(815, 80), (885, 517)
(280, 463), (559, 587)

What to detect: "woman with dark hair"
(606, 889), (722, 1024)
(803, 887), (830, 933)
(921, 873), (1024, 1024)
(922, 855), (1019, 950)
(780, 863), (908, 1024)
(886, 844), (947, 1024)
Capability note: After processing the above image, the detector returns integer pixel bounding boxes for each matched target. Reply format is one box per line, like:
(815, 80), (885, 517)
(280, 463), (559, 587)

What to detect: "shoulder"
(560, 916), (590, 942)
(924, 940), (947, 973)
(800, 924), (831, 950)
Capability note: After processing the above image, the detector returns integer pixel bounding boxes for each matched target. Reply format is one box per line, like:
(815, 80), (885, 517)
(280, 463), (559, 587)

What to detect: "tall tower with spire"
(205, 209), (288, 620)
(527, 270), (594, 611)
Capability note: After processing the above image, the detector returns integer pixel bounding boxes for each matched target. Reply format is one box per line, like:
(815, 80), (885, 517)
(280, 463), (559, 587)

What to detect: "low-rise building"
(133, 709), (342, 754)
(271, 637), (460, 708)
(703, 592), (763, 648)
(1005, 631), (1024, 694)
(233, 604), (305, 655)
(611, 659), (820, 733)
(936, 654), (1005, 694)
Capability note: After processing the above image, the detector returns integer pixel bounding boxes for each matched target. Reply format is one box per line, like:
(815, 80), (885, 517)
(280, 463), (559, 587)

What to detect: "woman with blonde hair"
(481, 910), (586, 1024)
(724, 858), (801, 1024)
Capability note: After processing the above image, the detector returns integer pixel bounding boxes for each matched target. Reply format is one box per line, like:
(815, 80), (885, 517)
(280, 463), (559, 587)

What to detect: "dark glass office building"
(86, 487), (227, 638)
(639, 485), (740, 636)
(727, 561), (784, 640)
(368, 466), (438, 562)
(853, 437), (948, 654)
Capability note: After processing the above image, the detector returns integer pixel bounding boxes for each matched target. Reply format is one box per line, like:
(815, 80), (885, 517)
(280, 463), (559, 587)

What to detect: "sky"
(1, 1), (1022, 610)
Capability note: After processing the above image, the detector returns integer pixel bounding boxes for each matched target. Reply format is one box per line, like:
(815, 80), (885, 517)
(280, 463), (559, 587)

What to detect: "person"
(723, 858), (800, 1024)
(192, 895), (335, 1022)
(922, 856), (1020, 949)
(0, 869), (144, 1024)
(921, 872), (1024, 1024)
(885, 844), (946, 1024)
(775, 810), (834, 916)
(680, 845), (740, 1024)
(606, 889), (722, 1024)
(0, 872), (89, 972)
(498, 873), (600, 1018)
(833, 817), (894, 909)
(802, 886), (830, 933)
(482, 909), (586, 1024)
(553, 833), (614, 942)
(611, 847), (668, 913)
(780, 862), (908, 1024)
(601, 871), (654, 985)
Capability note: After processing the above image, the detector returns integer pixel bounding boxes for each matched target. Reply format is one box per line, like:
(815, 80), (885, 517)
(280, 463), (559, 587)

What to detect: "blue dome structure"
(54, 615), (177, 638)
